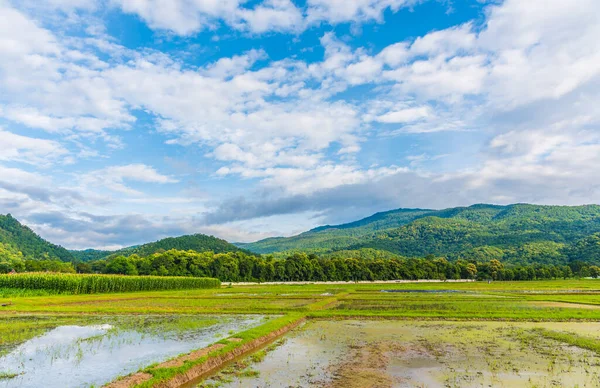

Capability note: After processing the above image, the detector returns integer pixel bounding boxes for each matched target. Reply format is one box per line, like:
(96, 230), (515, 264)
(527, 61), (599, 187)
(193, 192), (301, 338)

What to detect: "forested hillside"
(236, 208), (435, 254)
(0, 214), (249, 273)
(72, 234), (250, 261)
(3, 204), (600, 274)
(0, 214), (73, 262)
(240, 204), (600, 264)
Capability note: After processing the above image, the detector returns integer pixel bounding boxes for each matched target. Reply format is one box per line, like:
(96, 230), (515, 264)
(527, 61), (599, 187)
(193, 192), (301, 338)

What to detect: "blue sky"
(1, 0), (599, 249)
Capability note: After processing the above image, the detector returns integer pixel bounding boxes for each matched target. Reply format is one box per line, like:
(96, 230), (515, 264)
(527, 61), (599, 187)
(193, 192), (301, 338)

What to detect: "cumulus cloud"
(305, 0), (417, 25)
(0, 2), (134, 148)
(1, 0), (600, 248)
(109, 0), (421, 35)
(0, 128), (68, 165)
(375, 106), (431, 123)
(111, 0), (304, 35)
(80, 164), (178, 195)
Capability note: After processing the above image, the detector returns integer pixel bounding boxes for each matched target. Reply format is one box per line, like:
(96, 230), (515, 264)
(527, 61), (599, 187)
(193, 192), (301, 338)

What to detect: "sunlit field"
(2, 279), (600, 387)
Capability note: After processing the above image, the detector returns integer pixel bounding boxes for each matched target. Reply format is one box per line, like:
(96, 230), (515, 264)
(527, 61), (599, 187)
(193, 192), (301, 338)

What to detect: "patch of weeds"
(0, 371), (21, 379)
(532, 328), (600, 355)
(237, 369), (259, 378)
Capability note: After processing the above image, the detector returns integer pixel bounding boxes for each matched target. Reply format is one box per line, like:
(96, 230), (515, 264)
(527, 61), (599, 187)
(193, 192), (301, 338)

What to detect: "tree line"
(53, 249), (600, 282)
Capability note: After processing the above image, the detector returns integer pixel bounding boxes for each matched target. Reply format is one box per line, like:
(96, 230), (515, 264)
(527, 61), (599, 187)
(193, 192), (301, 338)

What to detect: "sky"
(1, 0), (599, 250)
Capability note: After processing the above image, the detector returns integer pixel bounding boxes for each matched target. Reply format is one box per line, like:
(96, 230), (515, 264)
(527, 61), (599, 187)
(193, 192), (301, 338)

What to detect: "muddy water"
(0, 315), (269, 388)
(199, 321), (351, 387)
(211, 320), (600, 388)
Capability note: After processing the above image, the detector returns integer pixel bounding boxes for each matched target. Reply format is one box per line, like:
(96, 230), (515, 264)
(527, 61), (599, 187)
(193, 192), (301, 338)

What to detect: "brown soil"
(157, 344), (226, 368)
(227, 337), (243, 342)
(326, 341), (404, 388)
(104, 372), (152, 388)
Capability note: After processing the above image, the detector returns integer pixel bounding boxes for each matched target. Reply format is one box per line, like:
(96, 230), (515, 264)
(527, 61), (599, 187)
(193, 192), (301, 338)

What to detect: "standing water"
(0, 315), (269, 388)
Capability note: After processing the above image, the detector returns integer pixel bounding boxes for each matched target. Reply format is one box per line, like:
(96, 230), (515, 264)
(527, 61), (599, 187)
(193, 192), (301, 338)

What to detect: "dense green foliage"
(0, 214), (74, 262)
(113, 234), (250, 257)
(71, 234), (250, 261)
(236, 208), (433, 254)
(0, 242), (25, 273)
(0, 214), (248, 267)
(4, 204), (600, 281)
(0, 273), (220, 294)
(240, 204), (600, 264)
(79, 249), (600, 282)
(69, 249), (113, 262)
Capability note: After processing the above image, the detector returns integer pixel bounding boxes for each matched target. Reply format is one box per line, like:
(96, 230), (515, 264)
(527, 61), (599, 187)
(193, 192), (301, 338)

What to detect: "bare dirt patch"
(157, 344), (226, 368)
(326, 341), (404, 388)
(104, 372), (152, 388)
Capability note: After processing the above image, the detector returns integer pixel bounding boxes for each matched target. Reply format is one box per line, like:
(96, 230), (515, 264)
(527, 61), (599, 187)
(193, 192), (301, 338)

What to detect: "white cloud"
(376, 106), (431, 123)
(201, 49), (266, 79)
(306, 0), (416, 24)
(2, 0), (600, 248)
(482, 0), (600, 109)
(0, 2), (60, 55)
(14, 0), (97, 11)
(81, 164), (178, 195)
(0, 2), (134, 145)
(0, 128), (68, 165)
(218, 163), (404, 195)
(233, 0), (304, 34)
(111, 0), (304, 35)
(109, 0), (423, 35)
(410, 23), (475, 56)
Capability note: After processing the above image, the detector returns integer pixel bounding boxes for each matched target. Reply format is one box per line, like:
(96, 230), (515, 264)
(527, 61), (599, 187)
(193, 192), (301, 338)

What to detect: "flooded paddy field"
(0, 314), (271, 388)
(3, 280), (600, 387)
(204, 320), (600, 388)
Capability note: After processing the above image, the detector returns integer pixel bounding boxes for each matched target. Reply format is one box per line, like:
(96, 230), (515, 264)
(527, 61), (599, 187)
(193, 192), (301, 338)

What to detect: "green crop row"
(0, 273), (220, 294)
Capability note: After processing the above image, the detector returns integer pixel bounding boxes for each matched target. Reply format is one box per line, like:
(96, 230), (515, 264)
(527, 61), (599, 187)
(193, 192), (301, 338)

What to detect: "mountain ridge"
(71, 234), (251, 261)
(0, 214), (74, 262)
(4, 203), (600, 268)
(0, 214), (249, 264)
(237, 204), (600, 264)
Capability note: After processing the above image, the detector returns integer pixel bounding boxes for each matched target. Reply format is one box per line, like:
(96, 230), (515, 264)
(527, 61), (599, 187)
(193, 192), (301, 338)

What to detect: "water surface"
(0, 315), (268, 388)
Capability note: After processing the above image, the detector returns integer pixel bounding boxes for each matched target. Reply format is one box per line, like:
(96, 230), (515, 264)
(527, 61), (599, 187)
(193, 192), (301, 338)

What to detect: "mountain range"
(0, 214), (246, 263)
(237, 204), (600, 264)
(2, 203), (600, 266)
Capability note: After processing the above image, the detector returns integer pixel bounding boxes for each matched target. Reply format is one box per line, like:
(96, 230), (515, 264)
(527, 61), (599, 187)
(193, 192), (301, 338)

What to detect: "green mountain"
(236, 208), (434, 254)
(239, 204), (600, 264)
(0, 214), (74, 261)
(72, 233), (251, 261)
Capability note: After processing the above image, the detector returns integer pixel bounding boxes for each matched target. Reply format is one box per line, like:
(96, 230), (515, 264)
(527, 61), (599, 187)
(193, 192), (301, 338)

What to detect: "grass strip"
(532, 328), (600, 354)
(133, 314), (305, 388)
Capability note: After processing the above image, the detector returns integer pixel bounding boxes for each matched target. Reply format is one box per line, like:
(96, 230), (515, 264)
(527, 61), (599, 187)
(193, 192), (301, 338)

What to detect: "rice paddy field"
(2, 278), (600, 387)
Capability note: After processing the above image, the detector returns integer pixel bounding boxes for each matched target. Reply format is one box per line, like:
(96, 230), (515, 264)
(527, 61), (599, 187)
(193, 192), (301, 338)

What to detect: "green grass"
(3, 279), (600, 387)
(0, 287), (56, 298)
(532, 328), (600, 354)
(0, 371), (20, 380)
(136, 314), (305, 388)
(2, 280), (600, 319)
